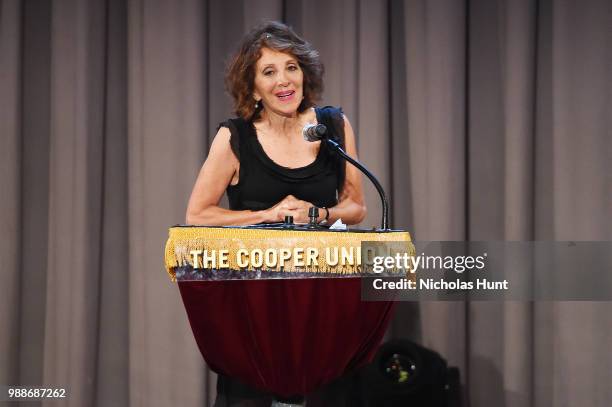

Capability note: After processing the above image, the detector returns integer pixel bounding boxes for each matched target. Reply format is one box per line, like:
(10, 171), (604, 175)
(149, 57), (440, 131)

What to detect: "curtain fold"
(0, 0), (22, 388)
(127, 0), (207, 405)
(467, 0), (536, 405)
(8, 0), (53, 395)
(95, 0), (129, 405)
(1, 0), (610, 405)
(395, 0), (470, 386)
(42, 0), (106, 405)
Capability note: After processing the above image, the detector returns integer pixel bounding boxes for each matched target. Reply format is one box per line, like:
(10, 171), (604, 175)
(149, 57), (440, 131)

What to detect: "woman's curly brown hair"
(225, 21), (324, 120)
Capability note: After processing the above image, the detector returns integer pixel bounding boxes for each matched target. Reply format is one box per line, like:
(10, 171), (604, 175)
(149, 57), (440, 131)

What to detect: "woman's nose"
(277, 72), (289, 86)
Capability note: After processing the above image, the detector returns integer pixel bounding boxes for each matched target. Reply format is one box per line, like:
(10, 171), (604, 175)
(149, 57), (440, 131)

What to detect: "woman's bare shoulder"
(207, 126), (237, 162)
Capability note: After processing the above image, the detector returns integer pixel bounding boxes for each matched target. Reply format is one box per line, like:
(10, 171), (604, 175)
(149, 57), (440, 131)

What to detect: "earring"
(255, 100), (260, 109)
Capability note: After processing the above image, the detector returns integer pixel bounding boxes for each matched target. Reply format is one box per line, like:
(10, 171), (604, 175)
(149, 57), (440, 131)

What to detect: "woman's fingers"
(282, 194), (296, 203)
(269, 196), (318, 223)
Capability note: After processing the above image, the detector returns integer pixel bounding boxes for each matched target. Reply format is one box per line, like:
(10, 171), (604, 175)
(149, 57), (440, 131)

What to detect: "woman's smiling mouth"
(275, 90), (295, 101)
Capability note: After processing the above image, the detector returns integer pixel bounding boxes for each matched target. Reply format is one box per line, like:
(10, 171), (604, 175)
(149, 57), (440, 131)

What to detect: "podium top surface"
(171, 223), (408, 233)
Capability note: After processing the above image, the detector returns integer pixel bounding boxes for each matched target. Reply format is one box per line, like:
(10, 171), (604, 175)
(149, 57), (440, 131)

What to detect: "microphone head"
(303, 123), (327, 142)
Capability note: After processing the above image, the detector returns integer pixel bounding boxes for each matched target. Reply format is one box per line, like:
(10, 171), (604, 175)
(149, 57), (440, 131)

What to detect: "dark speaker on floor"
(352, 339), (462, 407)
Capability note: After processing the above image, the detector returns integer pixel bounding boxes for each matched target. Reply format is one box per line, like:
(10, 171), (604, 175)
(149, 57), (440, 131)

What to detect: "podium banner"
(165, 225), (413, 281)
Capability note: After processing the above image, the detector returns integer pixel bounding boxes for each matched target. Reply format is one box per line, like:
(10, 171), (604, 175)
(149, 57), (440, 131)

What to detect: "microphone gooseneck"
(302, 123), (390, 230)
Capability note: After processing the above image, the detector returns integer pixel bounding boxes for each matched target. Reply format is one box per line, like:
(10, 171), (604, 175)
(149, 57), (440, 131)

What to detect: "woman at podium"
(185, 21), (365, 228)
(184, 21), (368, 406)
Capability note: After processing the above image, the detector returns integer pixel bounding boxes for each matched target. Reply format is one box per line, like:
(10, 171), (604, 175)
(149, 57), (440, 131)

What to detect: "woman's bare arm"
(326, 115), (366, 225)
(185, 127), (270, 225)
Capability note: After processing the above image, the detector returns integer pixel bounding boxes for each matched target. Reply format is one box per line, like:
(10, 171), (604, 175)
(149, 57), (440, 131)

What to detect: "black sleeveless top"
(221, 106), (346, 211)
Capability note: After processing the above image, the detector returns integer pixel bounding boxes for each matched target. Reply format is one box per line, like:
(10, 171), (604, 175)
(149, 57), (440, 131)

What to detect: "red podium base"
(178, 278), (394, 398)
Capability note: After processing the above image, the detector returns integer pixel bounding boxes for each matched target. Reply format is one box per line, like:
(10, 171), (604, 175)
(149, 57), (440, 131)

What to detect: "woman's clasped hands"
(264, 195), (319, 224)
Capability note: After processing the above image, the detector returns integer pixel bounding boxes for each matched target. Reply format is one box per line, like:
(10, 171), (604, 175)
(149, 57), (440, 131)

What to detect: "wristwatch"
(319, 207), (330, 224)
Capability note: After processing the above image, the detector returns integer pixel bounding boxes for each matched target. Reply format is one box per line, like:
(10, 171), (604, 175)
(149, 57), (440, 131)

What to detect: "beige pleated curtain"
(1, 0), (611, 406)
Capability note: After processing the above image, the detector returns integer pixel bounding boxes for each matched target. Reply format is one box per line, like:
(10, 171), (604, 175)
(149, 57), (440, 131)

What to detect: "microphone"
(302, 123), (327, 142)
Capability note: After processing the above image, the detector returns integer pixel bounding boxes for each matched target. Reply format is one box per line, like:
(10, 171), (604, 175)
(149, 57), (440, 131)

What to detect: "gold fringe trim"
(164, 226), (414, 281)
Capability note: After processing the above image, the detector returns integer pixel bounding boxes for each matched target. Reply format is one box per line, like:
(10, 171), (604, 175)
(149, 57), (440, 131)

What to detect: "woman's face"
(252, 47), (304, 117)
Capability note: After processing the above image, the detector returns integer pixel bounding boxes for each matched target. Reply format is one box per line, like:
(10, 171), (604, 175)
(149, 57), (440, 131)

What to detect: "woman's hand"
(263, 195), (318, 224)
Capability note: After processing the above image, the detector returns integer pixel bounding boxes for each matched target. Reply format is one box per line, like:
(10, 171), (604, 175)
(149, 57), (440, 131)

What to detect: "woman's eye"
(263, 70), (273, 76)
(288, 65), (298, 71)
